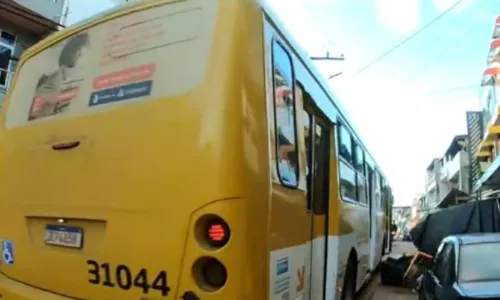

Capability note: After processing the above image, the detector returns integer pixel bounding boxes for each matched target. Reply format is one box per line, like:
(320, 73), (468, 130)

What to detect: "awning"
(476, 139), (493, 157)
(475, 124), (499, 158)
(0, 0), (63, 38)
(486, 123), (500, 140)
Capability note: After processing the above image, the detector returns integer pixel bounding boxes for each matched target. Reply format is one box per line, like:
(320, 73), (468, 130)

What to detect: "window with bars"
(0, 30), (17, 88)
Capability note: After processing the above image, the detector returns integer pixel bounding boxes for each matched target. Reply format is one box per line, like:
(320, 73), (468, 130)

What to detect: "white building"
(422, 135), (471, 213)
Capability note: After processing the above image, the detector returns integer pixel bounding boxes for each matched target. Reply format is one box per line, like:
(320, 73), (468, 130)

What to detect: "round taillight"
(204, 217), (230, 248)
(194, 257), (227, 291)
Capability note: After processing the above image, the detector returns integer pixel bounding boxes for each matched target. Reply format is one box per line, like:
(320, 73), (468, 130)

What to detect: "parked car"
(419, 233), (500, 300)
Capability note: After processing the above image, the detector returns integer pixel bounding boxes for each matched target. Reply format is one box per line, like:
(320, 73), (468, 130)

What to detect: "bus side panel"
(328, 160), (370, 297)
(263, 19), (312, 300)
(235, 1), (273, 299)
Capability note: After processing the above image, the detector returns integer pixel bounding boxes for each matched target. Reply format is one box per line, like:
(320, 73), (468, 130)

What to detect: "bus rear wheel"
(341, 258), (356, 300)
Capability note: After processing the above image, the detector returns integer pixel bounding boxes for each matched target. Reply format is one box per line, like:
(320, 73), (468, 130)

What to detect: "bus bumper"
(0, 273), (72, 300)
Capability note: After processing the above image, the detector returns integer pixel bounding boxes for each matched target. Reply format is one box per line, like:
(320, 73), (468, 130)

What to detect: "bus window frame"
(337, 120), (358, 204)
(353, 139), (368, 206)
(304, 99), (331, 215)
(271, 37), (299, 189)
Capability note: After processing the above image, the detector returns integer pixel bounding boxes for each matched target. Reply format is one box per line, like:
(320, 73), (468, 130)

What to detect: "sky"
(65, 0), (499, 206)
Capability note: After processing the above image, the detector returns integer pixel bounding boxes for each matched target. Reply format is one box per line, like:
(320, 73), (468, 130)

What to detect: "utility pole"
(310, 51), (345, 80)
(310, 51), (345, 61)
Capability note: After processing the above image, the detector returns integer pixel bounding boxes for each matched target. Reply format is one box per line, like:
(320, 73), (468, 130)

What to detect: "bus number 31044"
(86, 260), (171, 296)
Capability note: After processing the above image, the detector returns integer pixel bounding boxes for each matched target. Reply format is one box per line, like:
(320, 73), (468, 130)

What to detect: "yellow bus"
(0, 0), (393, 299)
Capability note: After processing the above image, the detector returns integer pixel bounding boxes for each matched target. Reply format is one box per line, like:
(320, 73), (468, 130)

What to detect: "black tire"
(341, 258), (356, 300)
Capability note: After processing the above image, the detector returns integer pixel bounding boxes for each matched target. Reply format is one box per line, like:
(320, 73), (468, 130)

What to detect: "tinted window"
(272, 40), (298, 187)
(357, 173), (367, 204)
(338, 124), (353, 163)
(380, 179), (387, 211)
(0, 30), (15, 87)
(446, 246), (457, 284)
(0, 31), (16, 46)
(375, 171), (382, 211)
(435, 243), (452, 282)
(339, 160), (356, 201)
(354, 142), (364, 173)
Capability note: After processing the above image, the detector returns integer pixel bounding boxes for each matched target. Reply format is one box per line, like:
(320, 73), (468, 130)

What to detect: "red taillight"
(204, 217), (230, 248)
(208, 224), (226, 242)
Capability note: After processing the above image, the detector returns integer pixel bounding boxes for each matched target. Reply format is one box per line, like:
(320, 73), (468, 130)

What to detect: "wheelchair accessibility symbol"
(2, 240), (14, 265)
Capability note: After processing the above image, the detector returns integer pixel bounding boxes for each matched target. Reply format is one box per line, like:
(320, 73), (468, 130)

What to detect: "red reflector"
(208, 224), (225, 242)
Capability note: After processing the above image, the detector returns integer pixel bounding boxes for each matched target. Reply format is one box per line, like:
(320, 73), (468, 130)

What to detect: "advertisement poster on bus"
(6, 5), (209, 128)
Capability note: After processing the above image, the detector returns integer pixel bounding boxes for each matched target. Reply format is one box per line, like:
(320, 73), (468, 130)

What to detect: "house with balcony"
(423, 158), (440, 213)
(0, 0), (67, 106)
(473, 17), (500, 195)
(423, 135), (471, 213)
(474, 84), (500, 193)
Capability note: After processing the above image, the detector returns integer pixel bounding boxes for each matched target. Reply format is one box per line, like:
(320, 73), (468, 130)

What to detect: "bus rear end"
(0, 0), (255, 299)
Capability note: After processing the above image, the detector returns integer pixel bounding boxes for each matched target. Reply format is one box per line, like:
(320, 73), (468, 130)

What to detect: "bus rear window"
(4, 3), (213, 128)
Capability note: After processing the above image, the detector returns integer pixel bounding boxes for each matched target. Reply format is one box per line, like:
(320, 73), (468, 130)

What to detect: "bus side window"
(375, 170), (382, 210)
(353, 141), (367, 205)
(380, 179), (386, 211)
(354, 142), (365, 174)
(272, 40), (298, 187)
(338, 123), (353, 163)
(337, 123), (356, 202)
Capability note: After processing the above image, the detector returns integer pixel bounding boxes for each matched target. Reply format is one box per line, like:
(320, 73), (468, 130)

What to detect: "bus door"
(367, 166), (380, 271)
(384, 188), (393, 254)
(303, 99), (330, 300)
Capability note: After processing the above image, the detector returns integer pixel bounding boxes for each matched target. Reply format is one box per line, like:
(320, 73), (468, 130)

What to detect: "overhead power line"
(417, 83), (479, 96)
(353, 0), (467, 76)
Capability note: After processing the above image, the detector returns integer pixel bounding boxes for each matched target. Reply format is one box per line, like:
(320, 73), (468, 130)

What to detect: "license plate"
(45, 225), (83, 249)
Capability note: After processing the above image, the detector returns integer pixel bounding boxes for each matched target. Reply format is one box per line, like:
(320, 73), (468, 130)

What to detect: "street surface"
(358, 242), (418, 300)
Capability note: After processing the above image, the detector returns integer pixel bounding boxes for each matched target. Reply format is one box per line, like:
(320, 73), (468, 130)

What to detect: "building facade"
(408, 194), (423, 229)
(423, 158), (440, 213)
(473, 16), (500, 195)
(0, 0), (65, 105)
(423, 135), (471, 213)
(392, 206), (412, 239)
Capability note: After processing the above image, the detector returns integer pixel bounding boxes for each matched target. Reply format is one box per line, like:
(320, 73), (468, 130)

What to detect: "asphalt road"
(358, 242), (418, 300)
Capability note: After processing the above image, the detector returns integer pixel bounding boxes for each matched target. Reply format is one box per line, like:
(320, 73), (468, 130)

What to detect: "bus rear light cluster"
(193, 214), (229, 292)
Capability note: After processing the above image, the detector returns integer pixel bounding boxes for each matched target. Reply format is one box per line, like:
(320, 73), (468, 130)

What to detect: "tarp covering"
(410, 199), (500, 256)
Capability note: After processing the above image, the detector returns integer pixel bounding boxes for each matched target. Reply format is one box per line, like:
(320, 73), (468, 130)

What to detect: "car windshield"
(459, 242), (500, 283)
